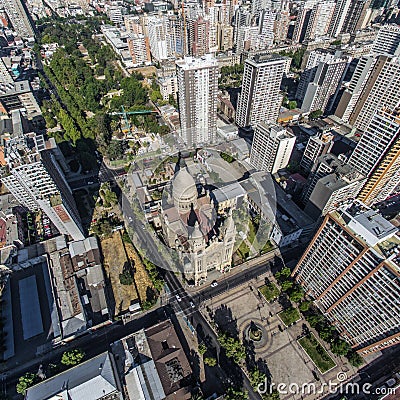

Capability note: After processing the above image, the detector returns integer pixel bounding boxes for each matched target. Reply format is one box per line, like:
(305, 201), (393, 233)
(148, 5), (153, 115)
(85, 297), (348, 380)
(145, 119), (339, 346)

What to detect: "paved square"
(202, 275), (354, 400)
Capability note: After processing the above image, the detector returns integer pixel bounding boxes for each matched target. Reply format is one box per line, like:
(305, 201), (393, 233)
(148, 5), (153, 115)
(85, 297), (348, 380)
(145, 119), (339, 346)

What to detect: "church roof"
(172, 168), (197, 200)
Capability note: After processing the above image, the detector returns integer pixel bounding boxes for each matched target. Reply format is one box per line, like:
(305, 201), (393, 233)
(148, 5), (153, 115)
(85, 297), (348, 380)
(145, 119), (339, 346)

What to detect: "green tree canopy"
(16, 373), (40, 395)
(61, 348), (85, 366)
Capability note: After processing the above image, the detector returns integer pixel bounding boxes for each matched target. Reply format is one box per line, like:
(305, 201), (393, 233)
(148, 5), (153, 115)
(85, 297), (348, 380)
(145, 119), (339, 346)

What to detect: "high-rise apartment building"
(250, 122), (296, 173)
(335, 55), (377, 123)
(352, 56), (400, 130)
(2, 132), (84, 241)
(176, 55), (218, 146)
(274, 10), (290, 44)
(293, 201), (400, 355)
(296, 49), (339, 102)
(236, 54), (289, 128)
(292, 1), (315, 43)
(192, 16), (210, 57)
(147, 15), (170, 61)
(0, 0), (35, 38)
(301, 53), (349, 113)
(300, 129), (334, 172)
(127, 34), (151, 67)
(371, 24), (400, 56)
(349, 108), (400, 205)
(327, 0), (352, 37)
(258, 9), (276, 48)
(341, 0), (372, 34)
(304, 1), (335, 41)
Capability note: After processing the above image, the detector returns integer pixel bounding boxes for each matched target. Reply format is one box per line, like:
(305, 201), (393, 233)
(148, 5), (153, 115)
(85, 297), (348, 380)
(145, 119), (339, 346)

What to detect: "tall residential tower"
(176, 55), (219, 146)
(236, 54), (289, 128)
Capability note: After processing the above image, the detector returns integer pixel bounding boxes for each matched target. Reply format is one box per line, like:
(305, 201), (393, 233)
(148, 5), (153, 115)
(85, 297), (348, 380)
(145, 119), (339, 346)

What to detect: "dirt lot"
(124, 241), (154, 302)
(101, 232), (138, 315)
(127, 65), (157, 77)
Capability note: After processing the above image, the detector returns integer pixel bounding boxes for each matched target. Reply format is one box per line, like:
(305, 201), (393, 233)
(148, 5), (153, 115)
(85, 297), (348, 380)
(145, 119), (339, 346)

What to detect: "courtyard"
(201, 273), (355, 400)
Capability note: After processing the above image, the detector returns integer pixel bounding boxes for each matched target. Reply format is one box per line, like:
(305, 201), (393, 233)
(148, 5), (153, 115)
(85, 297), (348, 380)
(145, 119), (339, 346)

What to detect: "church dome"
(172, 168), (198, 213)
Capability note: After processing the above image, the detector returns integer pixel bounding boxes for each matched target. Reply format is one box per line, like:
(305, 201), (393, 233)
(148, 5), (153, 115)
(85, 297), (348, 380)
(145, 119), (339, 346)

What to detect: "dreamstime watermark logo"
(257, 372), (396, 397)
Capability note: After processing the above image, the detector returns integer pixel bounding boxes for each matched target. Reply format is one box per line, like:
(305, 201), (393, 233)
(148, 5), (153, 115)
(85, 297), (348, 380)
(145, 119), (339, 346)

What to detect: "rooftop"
(332, 201), (400, 262)
(25, 352), (122, 400)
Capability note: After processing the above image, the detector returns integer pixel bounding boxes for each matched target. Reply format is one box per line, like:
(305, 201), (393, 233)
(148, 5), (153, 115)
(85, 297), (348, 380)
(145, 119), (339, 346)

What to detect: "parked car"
(211, 280), (218, 287)
(176, 295), (182, 302)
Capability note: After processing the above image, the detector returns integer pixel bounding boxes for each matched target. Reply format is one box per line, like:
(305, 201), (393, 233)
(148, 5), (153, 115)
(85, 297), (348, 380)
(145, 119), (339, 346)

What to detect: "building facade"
(236, 54), (289, 128)
(2, 134), (85, 241)
(293, 201), (400, 355)
(349, 108), (400, 205)
(176, 55), (218, 146)
(250, 122), (296, 173)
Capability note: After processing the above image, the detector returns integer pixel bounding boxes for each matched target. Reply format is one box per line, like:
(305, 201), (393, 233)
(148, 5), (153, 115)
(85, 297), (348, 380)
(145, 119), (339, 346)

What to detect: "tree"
(309, 110), (323, 120)
(281, 280), (293, 292)
(107, 140), (126, 160)
(119, 269), (134, 285)
(61, 349), (85, 366)
(299, 301), (311, 312)
(249, 368), (267, 390)
(261, 390), (280, 400)
(331, 339), (349, 356)
(198, 343), (207, 355)
(16, 373), (39, 395)
(204, 356), (217, 366)
(218, 332), (246, 363)
(288, 100), (297, 110)
(275, 267), (291, 282)
(225, 387), (249, 400)
(347, 351), (364, 367)
(289, 289), (303, 302)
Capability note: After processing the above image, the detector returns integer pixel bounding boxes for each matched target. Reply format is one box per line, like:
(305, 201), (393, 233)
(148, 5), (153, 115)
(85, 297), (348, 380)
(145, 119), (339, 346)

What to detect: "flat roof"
(19, 275), (44, 340)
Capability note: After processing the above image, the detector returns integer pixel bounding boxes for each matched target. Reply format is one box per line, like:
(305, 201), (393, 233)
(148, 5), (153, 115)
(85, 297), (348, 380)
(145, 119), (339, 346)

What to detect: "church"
(160, 164), (236, 285)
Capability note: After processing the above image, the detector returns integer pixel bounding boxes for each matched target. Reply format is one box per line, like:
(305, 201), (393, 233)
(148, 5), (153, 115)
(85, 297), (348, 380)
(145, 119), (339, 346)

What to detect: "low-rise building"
(111, 319), (192, 399)
(25, 352), (123, 400)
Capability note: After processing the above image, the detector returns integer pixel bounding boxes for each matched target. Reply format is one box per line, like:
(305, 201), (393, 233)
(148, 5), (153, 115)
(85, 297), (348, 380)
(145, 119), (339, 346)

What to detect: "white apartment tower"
(296, 49), (339, 101)
(372, 24), (400, 56)
(304, 1), (335, 41)
(176, 55), (219, 146)
(250, 122), (296, 173)
(293, 201), (400, 355)
(353, 56), (400, 130)
(2, 134), (85, 241)
(147, 16), (170, 61)
(236, 54), (289, 128)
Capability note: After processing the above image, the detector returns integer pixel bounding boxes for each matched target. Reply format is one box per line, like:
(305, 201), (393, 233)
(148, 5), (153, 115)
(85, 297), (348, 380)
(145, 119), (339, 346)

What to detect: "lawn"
(278, 307), (301, 326)
(298, 333), (336, 374)
(259, 283), (279, 302)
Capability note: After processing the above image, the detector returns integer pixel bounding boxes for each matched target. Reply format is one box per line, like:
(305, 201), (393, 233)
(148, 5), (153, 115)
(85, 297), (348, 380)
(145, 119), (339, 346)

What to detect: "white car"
(176, 295), (182, 302)
(189, 301), (195, 308)
(128, 216), (133, 222)
(211, 281), (218, 287)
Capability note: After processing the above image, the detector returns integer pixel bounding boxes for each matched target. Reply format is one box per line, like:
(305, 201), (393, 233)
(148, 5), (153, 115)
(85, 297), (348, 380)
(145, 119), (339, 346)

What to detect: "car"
(190, 301), (195, 308)
(211, 280), (218, 287)
(128, 217), (133, 222)
(176, 295), (182, 302)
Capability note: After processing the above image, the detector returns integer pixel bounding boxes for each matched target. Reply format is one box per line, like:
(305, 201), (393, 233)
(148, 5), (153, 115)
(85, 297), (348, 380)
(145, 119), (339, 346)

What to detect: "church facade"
(160, 166), (236, 285)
